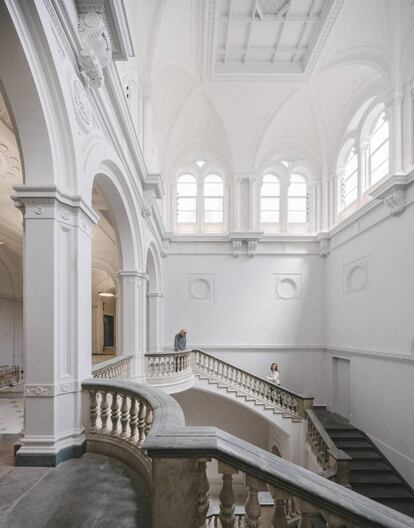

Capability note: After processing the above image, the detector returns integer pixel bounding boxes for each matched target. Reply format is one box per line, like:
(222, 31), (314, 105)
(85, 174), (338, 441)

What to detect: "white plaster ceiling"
(206, 0), (340, 79)
(128, 0), (406, 180)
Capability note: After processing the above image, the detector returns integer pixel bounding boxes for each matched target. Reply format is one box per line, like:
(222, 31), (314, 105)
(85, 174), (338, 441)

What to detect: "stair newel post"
(269, 486), (290, 528)
(245, 474), (264, 528)
(110, 391), (120, 434)
(198, 458), (211, 528)
(218, 462), (238, 528)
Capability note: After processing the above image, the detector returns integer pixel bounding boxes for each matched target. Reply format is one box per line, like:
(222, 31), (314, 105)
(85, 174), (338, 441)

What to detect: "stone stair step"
(346, 450), (382, 460)
(379, 500), (414, 517)
(350, 472), (402, 484)
(335, 440), (373, 450)
(328, 431), (366, 440)
(350, 461), (392, 472)
(352, 485), (414, 500)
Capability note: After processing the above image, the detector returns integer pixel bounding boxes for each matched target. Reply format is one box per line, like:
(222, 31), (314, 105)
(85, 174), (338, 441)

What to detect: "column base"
(15, 442), (86, 467)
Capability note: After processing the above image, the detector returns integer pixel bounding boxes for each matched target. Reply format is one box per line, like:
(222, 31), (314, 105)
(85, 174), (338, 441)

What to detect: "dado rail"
(82, 379), (414, 528)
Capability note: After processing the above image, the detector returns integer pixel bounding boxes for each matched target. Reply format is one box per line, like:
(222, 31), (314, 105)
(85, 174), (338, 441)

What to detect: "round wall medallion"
(190, 278), (211, 300)
(276, 278), (298, 300)
(347, 265), (367, 293)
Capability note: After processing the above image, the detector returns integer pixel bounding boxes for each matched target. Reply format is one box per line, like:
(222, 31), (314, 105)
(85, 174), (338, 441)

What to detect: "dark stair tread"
(324, 424), (357, 431)
(335, 440), (373, 449)
(329, 431), (366, 440)
(347, 450), (382, 460)
(350, 473), (403, 484)
(350, 461), (392, 471)
(379, 500), (414, 517)
(352, 485), (414, 500)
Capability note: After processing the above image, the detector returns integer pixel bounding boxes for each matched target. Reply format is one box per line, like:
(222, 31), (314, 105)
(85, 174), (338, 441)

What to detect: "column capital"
(118, 270), (149, 281)
(12, 185), (99, 228)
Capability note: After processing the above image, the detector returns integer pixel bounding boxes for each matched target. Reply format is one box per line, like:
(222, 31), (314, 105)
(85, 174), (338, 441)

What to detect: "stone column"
(151, 457), (200, 528)
(146, 291), (163, 353)
(117, 271), (147, 381)
(12, 187), (98, 466)
(232, 178), (241, 231)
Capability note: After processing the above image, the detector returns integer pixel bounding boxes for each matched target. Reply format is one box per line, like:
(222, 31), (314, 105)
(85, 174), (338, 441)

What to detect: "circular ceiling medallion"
(190, 278), (211, 300)
(276, 278), (298, 300)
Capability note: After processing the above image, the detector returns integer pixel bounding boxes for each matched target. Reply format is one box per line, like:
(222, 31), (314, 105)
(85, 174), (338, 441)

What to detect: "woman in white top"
(266, 362), (280, 385)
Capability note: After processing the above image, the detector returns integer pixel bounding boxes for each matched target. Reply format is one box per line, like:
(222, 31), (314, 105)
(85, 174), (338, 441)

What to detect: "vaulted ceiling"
(125, 0), (414, 181)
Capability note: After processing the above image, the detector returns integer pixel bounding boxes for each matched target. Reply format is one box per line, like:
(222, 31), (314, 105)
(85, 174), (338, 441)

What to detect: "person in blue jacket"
(174, 329), (188, 351)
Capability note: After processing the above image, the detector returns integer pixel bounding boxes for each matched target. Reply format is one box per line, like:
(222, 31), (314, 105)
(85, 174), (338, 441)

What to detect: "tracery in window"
(260, 174), (280, 224)
(369, 113), (389, 186)
(288, 174), (308, 223)
(176, 174), (197, 224)
(204, 174), (224, 224)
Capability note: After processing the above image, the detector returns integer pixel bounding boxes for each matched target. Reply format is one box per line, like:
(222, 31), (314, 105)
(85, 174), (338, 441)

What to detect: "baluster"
(120, 393), (129, 438)
(100, 390), (110, 432)
(137, 400), (146, 444)
(129, 397), (138, 443)
(218, 462), (238, 528)
(89, 389), (98, 433)
(198, 459), (210, 528)
(110, 391), (120, 434)
(144, 406), (153, 437)
(245, 475), (263, 528)
(295, 499), (319, 528)
(269, 486), (291, 528)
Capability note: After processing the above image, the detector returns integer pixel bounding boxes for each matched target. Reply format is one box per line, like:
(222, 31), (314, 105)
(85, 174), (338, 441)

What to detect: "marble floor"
(0, 399), (23, 434)
(0, 453), (150, 528)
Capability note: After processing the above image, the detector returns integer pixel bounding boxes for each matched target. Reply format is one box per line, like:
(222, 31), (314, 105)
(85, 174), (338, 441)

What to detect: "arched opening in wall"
(0, 86), (24, 433)
(91, 184), (120, 364)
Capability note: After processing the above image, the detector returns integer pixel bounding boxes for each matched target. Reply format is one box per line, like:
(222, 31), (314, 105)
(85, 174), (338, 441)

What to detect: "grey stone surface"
(0, 453), (150, 528)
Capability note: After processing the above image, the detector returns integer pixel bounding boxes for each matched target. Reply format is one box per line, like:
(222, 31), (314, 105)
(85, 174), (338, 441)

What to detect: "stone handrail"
(306, 409), (352, 487)
(81, 379), (414, 528)
(92, 355), (131, 380)
(145, 351), (191, 378)
(193, 349), (314, 418)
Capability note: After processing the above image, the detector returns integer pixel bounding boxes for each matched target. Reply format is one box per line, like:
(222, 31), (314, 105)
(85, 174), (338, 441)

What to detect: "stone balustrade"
(0, 364), (22, 388)
(306, 409), (351, 487)
(145, 351), (191, 378)
(91, 355), (131, 380)
(81, 379), (414, 528)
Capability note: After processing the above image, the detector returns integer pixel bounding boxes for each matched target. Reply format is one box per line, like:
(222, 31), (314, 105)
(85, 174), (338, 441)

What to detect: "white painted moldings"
(343, 256), (369, 296)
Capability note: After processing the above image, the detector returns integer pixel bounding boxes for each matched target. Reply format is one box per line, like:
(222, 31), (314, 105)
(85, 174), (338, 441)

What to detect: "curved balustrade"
(145, 351), (191, 378)
(92, 355), (131, 380)
(306, 409), (351, 487)
(0, 364), (22, 388)
(193, 350), (313, 418)
(81, 379), (414, 528)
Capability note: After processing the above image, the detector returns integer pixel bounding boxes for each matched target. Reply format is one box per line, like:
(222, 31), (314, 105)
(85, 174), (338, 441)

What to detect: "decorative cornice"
(369, 173), (413, 217)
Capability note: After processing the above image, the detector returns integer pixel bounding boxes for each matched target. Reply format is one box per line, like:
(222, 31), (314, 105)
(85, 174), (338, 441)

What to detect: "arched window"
(203, 174), (224, 224)
(261, 174), (280, 224)
(341, 148), (358, 209)
(176, 174), (197, 224)
(369, 113), (389, 185)
(288, 174), (308, 223)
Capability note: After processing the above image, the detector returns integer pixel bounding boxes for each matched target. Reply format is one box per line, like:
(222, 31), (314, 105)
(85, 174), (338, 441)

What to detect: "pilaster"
(12, 186), (98, 466)
(147, 291), (164, 353)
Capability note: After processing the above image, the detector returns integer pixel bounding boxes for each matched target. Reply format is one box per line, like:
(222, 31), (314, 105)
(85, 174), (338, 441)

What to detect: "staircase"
(314, 408), (414, 518)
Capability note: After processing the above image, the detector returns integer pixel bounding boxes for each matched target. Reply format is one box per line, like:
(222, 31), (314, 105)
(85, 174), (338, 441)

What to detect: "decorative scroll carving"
(71, 78), (93, 132)
(384, 188), (406, 216)
(78, 9), (112, 88)
(232, 240), (242, 257)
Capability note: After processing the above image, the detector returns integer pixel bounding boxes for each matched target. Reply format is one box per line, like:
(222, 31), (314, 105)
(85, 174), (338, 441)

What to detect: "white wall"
(164, 253), (324, 346)
(325, 199), (414, 486)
